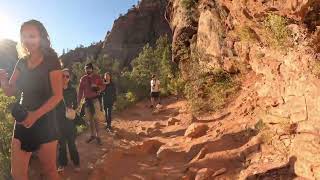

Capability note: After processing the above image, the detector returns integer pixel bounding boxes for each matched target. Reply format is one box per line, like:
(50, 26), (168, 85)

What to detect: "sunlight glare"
(0, 14), (17, 40)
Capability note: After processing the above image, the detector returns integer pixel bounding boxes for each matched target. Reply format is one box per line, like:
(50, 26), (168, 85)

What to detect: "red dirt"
(30, 96), (263, 180)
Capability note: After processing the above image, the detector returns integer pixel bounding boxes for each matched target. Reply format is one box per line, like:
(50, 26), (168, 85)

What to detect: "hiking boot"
(86, 136), (96, 143)
(57, 166), (65, 173)
(106, 126), (113, 132)
(96, 137), (102, 145)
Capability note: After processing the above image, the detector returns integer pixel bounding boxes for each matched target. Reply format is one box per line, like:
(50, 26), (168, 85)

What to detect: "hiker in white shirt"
(150, 74), (160, 108)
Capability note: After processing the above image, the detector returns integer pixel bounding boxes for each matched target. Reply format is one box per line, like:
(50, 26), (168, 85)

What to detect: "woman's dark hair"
(104, 72), (112, 83)
(18, 19), (57, 58)
(85, 63), (94, 69)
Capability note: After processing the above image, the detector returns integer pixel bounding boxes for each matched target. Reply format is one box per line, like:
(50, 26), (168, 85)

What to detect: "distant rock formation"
(61, 0), (172, 68)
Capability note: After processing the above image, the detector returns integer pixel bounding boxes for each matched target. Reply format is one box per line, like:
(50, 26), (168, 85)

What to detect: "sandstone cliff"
(60, 42), (103, 67)
(61, 0), (172, 68)
(167, 0), (320, 179)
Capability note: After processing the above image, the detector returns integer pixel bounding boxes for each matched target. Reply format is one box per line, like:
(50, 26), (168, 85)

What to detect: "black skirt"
(14, 111), (59, 152)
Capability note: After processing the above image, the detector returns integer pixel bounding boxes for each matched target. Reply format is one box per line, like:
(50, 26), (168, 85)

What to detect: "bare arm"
(34, 70), (63, 119)
(77, 78), (84, 104)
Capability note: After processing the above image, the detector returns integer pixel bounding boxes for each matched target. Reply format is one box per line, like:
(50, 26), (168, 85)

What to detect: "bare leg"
(94, 118), (100, 137)
(11, 138), (32, 180)
(93, 100), (103, 138)
(157, 96), (160, 105)
(88, 117), (95, 137)
(37, 140), (60, 180)
(85, 107), (95, 137)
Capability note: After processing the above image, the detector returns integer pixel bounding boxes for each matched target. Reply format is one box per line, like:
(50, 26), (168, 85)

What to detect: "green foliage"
(76, 125), (88, 135)
(0, 91), (15, 179)
(264, 14), (291, 47)
(71, 61), (86, 86)
(71, 55), (120, 88)
(181, 0), (197, 10)
(129, 35), (179, 98)
(254, 119), (266, 132)
(70, 36), (177, 113)
(183, 45), (240, 113)
(113, 91), (137, 112)
(238, 26), (259, 43)
(184, 67), (239, 113)
(113, 35), (178, 109)
(312, 60), (320, 78)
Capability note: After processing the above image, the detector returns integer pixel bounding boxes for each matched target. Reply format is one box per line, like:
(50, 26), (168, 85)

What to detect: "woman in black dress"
(0, 20), (62, 180)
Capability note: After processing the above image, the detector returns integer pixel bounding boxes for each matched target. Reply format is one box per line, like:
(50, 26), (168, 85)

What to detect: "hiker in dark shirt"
(57, 68), (80, 172)
(102, 72), (116, 131)
(0, 20), (62, 180)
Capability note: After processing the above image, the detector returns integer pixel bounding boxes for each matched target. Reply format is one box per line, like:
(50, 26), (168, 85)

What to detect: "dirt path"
(30, 96), (267, 180)
(60, 97), (183, 180)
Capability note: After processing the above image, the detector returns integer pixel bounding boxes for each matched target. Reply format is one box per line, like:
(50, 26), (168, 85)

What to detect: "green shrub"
(184, 67), (239, 113)
(238, 26), (259, 42)
(129, 35), (178, 98)
(71, 36), (178, 113)
(0, 91), (15, 179)
(76, 125), (88, 135)
(114, 91), (137, 112)
(125, 91), (137, 103)
(312, 60), (320, 78)
(264, 14), (291, 47)
(181, 0), (197, 10)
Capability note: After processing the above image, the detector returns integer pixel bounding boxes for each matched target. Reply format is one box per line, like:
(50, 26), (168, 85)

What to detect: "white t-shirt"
(151, 79), (160, 92)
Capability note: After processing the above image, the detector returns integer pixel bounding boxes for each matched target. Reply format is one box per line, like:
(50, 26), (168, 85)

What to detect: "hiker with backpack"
(78, 63), (105, 145)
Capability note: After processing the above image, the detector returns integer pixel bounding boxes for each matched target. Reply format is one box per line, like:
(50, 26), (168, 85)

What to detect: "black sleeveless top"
(14, 54), (61, 152)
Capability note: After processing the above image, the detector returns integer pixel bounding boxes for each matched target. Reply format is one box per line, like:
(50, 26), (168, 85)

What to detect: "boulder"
(185, 123), (209, 138)
(167, 117), (180, 126)
(195, 168), (214, 180)
(185, 114), (198, 125)
(152, 122), (162, 129)
(212, 168), (227, 177)
(156, 145), (186, 160)
(134, 140), (164, 154)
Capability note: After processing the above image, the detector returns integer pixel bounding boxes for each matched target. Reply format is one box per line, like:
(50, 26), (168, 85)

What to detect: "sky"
(0, 0), (139, 55)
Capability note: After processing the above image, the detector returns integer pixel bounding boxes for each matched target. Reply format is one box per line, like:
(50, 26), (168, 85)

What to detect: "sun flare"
(0, 14), (16, 40)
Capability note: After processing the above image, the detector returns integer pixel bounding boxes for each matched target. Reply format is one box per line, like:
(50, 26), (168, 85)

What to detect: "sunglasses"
(63, 74), (70, 79)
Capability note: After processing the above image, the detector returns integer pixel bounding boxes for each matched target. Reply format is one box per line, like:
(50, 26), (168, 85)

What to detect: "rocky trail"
(28, 95), (297, 180)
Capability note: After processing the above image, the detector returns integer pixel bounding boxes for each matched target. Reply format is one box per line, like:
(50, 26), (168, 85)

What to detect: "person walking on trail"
(102, 72), (117, 132)
(57, 69), (80, 173)
(0, 20), (62, 180)
(150, 74), (161, 108)
(78, 63), (105, 145)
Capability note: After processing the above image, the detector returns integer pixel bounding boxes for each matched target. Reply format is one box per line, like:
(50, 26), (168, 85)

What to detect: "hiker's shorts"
(84, 99), (104, 122)
(151, 92), (160, 98)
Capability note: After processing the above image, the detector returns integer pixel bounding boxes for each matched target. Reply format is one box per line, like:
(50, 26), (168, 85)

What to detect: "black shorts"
(151, 92), (160, 98)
